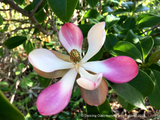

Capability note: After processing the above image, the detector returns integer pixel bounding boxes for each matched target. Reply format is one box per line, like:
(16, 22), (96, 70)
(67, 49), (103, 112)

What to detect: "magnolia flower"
(28, 22), (138, 116)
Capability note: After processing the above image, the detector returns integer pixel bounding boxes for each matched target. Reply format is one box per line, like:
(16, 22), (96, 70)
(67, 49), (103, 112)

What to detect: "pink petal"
(77, 67), (102, 90)
(79, 78), (108, 106)
(28, 48), (73, 73)
(59, 23), (83, 53)
(37, 68), (77, 115)
(82, 56), (138, 83)
(82, 22), (106, 63)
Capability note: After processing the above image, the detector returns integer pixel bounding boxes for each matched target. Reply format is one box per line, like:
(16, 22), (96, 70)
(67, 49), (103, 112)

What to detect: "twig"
(48, 19), (59, 38)
(150, 32), (160, 37)
(30, 0), (44, 16)
(142, 22), (160, 34)
(3, 18), (29, 23)
(10, 26), (35, 33)
(10, 64), (29, 104)
(0, 9), (12, 11)
(4, 0), (53, 35)
(99, 0), (102, 14)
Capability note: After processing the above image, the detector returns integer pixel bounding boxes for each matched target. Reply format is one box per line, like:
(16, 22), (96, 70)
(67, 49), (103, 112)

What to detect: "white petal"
(82, 22), (106, 63)
(76, 67), (102, 90)
(28, 48), (73, 72)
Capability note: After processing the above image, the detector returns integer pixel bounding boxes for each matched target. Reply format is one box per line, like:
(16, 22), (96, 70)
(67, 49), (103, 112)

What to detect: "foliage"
(1, 0), (160, 119)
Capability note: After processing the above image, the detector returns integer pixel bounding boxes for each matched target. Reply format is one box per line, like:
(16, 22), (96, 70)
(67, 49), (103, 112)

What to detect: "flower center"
(70, 49), (81, 64)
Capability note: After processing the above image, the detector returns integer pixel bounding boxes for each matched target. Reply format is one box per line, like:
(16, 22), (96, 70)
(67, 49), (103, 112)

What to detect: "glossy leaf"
(78, 24), (92, 38)
(108, 81), (147, 110)
(3, 36), (27, 49)
(114, 9), (128, 15)
(104, 34), (119, 51)
(86, 0), (99, 8)
(86, 99), (116, 120)
(25, 40), (35, 55)
(118, 95), (135, 111)
(123, 17), (136, 29)
(102, 6), (113, 14)
(105, 15), (120, 29)
(121, 2), (133, 11)
(112, 41), (142, 62)
(84, 9), (103, 21)
(34, 8), (46, 23)
(139, 36), (154, 62)
(14, 0), (24, 5)
(135, 4), (149, 12)
(89, 47), (104, 61)
(138, 16), (160, 29)
(48, 0), (78, 22)
(0, 90), (25, 120)
(0, 14), (3, 25)
(148, 70), (160, 109)
(128, 69), (154, 97)
(33, 0), (47, 13)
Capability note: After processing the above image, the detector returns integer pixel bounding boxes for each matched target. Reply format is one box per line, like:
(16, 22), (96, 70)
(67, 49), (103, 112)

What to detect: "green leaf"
(3, 36), (27, 49)
(48, 0), (78, 22)
(25, 41), (34, 55)
(0, 90), (25, 120)
(139, 36), (154, 62)
(112, 41), (142, 62)
(86, 99), (115, 120)
(121, 2), (133, 11)
(38, 75), (52, 88)
(0, 14), (3, 25)
(128, 69), (154, 97)
(18, 63), (25, 71)
(89, 47), (104, 61)
(108, 81), (147, 110)
(34, 8), (46, 23)
(138, 16), (160, 29)
(105, 15), (120, 29)
(21, 77), (34, 88)
(13, 0), (24, 5)
(102, 6), (113, 14)
(114, 9), (128, 15)
(104, 33), (119, 51)
(118, 95), (136, 111)
(123, 17), (136, 29)
(135, 4), (149, 12)
(84, 9), (103, 21)
(86, 0), (99, 8)
(153, 37), (160, 46)
(148, 70), (160, 109)
(78, 24), (92, 38)
(33, 0), (47, 13)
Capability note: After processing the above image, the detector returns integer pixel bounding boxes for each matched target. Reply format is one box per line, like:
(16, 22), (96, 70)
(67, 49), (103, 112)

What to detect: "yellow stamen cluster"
(70, 49), (81, 64)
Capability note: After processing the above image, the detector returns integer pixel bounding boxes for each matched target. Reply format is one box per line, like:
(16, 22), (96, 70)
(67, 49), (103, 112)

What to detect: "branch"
(4, 0), (53, 35)
(4, 0), (30, 16)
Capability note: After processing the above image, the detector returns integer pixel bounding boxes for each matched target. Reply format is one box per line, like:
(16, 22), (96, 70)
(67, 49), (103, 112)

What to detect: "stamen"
(70, 49), (81, 64)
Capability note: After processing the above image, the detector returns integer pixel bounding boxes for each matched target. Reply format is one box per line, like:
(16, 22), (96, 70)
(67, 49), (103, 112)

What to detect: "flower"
(28, 22), (138, 116)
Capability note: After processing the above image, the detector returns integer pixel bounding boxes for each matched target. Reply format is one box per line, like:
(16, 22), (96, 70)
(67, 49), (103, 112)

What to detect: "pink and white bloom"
(28, 22), (138, 116)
